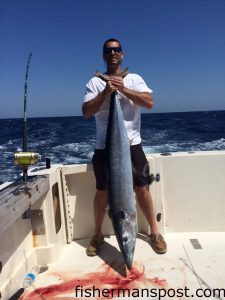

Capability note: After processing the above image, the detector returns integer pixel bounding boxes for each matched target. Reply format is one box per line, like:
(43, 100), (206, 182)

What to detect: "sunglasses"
(104, 47), (122, 54)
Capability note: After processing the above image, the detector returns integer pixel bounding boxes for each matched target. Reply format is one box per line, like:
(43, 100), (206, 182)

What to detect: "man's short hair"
(103, 38), (122, 53)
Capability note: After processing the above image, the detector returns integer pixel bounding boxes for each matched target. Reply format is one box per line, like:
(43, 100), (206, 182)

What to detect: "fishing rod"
(23, 53), (32, 152)
(14, 53), (40, 181)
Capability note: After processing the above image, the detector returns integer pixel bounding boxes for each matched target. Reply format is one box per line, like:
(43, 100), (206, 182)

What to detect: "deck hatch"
(190, 238), (202, 249)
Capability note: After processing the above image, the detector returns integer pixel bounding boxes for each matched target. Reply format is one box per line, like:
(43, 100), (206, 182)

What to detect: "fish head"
(113, 210), (137, 270)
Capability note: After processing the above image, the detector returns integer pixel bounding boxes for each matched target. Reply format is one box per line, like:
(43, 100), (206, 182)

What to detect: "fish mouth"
(112, 210), (137, 270)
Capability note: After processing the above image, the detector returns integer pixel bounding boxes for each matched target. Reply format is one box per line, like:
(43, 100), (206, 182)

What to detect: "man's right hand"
(82, 81), (116, 118)
(104, 80), (117, 96)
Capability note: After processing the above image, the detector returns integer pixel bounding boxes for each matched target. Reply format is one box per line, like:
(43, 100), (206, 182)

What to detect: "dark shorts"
(92, 143), (151, 190)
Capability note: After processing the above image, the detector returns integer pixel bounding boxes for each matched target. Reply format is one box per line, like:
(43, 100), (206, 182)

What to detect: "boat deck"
(20, 232), (225, 300)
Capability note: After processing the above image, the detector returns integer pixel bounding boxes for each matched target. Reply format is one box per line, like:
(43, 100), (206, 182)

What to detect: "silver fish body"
(105, 91), (137, 270)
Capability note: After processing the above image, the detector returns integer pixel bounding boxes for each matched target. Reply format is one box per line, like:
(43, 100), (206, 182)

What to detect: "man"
(82, 38), (167, 257)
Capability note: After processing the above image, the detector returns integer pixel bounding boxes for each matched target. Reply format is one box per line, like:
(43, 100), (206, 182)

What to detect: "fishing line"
(32, 53), (57, 80)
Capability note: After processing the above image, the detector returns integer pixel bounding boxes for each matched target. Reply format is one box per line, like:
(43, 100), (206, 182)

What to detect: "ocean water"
(1, 110), (225, 183)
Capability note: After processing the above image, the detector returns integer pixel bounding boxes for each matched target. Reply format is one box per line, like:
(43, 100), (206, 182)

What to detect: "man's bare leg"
(93, 190), (108, 236)
(135, 186), (159, 234)
(86, 190), (107, 256)
(135, 185), (167, 254)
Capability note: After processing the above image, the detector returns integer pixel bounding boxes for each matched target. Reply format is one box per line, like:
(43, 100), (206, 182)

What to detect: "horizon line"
(1, 109), (225, 120)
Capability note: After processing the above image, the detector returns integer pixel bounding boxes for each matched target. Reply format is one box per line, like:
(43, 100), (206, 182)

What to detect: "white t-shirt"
(83, 73), (153, 149)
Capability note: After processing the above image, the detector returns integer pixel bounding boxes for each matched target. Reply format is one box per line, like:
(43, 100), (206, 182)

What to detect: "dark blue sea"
(1, 110), (225, 183)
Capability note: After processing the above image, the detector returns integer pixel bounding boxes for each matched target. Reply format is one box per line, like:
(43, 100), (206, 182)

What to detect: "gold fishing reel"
(14, 152), (40, 166)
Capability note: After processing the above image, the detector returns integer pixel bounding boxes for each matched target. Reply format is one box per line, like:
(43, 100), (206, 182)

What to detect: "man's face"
(103, 41), (123, 68)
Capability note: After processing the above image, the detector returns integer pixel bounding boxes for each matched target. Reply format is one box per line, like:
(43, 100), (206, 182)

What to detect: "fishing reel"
(14, 152), (40, 166)
(14, 152), (41, 181)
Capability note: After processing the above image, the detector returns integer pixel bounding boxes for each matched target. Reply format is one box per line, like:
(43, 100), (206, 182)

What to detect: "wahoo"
(105, 90), (137, 270)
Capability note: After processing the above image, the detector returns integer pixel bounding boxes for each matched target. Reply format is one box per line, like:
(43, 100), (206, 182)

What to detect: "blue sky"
(1, 0), (225, 118)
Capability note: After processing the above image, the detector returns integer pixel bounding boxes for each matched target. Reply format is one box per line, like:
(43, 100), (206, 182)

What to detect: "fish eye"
(119, 211), (125, 218)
